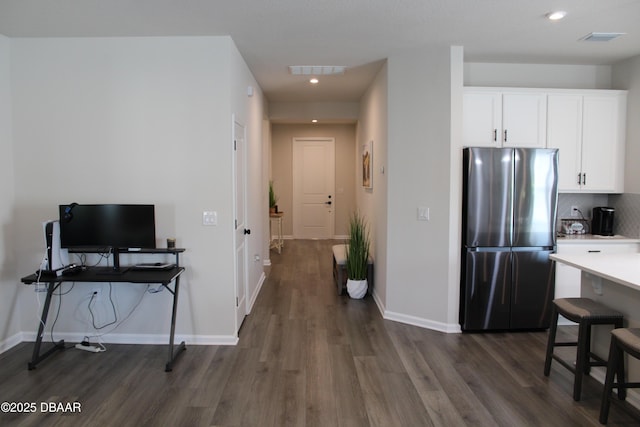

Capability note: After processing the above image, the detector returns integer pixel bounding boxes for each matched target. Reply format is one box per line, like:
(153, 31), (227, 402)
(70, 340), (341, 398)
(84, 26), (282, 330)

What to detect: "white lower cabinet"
(555, 240), (640, 299)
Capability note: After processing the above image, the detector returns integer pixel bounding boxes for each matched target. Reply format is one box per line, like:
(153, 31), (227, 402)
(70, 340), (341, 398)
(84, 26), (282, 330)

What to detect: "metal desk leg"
(164, 275), (186, 372)
(28, 282), (65, 370)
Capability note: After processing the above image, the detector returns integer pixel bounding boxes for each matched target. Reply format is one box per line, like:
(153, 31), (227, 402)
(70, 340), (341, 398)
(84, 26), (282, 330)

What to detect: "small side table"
(269, 212), (284, 253)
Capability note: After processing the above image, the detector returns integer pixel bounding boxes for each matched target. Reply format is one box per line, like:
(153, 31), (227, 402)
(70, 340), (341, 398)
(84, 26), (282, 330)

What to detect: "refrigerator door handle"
(468, 247), (511, 253)
(511, 246), (555, 252)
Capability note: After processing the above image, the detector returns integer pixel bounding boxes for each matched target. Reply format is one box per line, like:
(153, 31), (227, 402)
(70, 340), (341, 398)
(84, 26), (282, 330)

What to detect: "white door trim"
(233, 116), (248, 334)
(292, 137), (335, 239)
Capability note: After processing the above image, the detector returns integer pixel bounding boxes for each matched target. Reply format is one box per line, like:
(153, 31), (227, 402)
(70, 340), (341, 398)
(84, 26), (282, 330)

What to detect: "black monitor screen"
(59, 204), (156, 250)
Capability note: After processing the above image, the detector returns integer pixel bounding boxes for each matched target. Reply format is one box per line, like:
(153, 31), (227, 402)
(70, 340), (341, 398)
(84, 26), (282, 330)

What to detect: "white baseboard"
(366, 289), (462, 333)
(383, 309), (462, 333)
(247, 271), (266, 313)
(0, 332), (25, 354)
(16, 332), (238, 347)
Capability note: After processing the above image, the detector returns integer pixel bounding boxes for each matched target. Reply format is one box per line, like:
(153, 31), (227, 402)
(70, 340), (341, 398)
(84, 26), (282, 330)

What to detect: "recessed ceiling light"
(309, 78), (319, 84)
(546, 10), (567, 21)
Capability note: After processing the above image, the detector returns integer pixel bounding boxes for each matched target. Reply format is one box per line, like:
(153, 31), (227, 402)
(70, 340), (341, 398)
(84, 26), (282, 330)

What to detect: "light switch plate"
(203, 211), (217, 226)
(418, 207), (430, 221)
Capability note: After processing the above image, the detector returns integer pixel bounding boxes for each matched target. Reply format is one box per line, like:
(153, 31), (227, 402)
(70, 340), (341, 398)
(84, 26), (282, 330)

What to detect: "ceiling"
(1, 0), (639, 103)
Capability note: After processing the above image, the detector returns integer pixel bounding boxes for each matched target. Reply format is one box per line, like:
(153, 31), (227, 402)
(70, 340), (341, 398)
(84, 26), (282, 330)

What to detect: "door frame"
(292, 137), (335, 239)
(232, 116), (248, 333)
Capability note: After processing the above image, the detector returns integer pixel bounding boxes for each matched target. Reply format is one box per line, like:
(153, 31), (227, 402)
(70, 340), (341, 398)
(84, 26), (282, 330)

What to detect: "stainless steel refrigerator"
(460, 147), (558, 331)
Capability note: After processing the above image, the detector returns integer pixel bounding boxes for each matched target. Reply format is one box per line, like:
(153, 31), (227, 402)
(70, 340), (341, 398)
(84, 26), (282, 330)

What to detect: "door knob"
(325, 201), (332, 205)
(244, 229), (251, 235)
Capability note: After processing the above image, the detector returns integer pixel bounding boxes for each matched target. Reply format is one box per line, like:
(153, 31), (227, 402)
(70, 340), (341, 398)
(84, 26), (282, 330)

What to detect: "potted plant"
(269, 180), (279, 214)
(346, 211), (370, 299)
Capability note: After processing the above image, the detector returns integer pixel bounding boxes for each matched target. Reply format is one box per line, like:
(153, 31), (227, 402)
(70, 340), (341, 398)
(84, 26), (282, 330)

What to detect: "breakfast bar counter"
(550, 252), (640, 401)
(549, 252), (640, 292)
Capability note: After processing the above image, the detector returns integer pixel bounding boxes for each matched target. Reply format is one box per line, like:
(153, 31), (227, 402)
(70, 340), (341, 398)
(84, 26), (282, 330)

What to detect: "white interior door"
(233, 119), (248, 332)
(293, 137), (335, 239)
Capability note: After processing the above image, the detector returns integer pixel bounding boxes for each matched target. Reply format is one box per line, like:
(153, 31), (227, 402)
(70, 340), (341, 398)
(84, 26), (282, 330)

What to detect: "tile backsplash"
(557, 193), (609, 222)
(557, 193), (640, 238)
(610, 193), (640, 238)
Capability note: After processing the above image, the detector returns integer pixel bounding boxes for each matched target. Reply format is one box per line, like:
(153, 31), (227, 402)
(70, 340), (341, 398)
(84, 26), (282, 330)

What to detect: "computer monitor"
(59, 204), (156, 250)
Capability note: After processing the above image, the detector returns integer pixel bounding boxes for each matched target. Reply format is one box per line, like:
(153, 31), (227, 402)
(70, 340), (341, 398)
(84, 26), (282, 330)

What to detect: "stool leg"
(613, 319), (625, 401)
(574, 320), (590, 401)
(584, 322), (592, 375)
(600, 336), (621, 424)
(544, 307), (559, 376)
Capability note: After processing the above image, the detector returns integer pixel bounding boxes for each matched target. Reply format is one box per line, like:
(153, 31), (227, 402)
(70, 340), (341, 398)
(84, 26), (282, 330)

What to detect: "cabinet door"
(581, 95), (623, 192)
(502, 93), (547, 148)
(547, 95), (583, 191)
(462, 91), (501, 147)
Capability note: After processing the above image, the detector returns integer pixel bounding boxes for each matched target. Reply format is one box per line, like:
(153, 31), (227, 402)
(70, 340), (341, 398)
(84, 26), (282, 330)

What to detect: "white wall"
(384, 46), (456, 331)
(464, 63), (612, 89)
(356, 62), (388, 309)
(613, 55), (640, 194)
(269, 101), (359, 123)
(9, 36), (264, 345)
(229, 42), (267, 315)
(0, 35), (20, 351)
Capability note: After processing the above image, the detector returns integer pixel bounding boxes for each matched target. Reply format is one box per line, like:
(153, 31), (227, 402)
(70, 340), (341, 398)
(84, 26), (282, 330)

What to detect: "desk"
(21, 264), (186, 372)
(269, 212), (284, 253)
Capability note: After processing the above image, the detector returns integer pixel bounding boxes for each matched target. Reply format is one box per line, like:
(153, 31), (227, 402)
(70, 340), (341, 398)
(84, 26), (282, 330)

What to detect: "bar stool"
(544, 298), (623, 401)
(600, 328), (640, 424)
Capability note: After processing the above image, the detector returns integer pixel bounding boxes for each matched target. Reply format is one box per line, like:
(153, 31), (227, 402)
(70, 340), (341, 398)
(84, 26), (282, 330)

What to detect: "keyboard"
(131, 263), (176, 270)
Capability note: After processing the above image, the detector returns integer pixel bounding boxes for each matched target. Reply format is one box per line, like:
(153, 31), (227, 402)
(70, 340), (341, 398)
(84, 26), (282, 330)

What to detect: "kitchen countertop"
(557, 234), (640, 244)
(549, 252), (640, 291)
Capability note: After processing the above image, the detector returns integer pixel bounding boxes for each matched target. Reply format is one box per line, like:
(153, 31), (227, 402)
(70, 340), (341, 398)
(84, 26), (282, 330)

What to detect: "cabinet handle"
(493, 129), (497, 142)
(503, 129), (508, 142)
(588, 250), (601, 253)
(577, 173), (586, 185)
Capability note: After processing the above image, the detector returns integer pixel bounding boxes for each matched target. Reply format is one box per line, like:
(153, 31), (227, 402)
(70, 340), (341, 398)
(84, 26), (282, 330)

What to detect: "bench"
(332, 244), (374, 295)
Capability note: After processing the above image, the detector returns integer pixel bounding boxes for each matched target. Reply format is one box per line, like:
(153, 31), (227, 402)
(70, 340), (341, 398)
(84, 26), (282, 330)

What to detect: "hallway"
(0, 240), (637, 426)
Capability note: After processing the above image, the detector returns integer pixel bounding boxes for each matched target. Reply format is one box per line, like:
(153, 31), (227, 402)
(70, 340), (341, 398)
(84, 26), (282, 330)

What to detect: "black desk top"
(22, 266), (185, 285)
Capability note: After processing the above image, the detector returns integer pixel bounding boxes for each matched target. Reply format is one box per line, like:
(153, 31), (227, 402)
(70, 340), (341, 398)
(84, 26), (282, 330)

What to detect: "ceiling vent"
(288, 65), (346, 75)
(580, 32), (626, 42)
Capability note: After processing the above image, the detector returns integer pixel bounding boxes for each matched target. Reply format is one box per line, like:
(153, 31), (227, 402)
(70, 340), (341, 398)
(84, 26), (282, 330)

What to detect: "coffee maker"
(592, 207), (615, 236)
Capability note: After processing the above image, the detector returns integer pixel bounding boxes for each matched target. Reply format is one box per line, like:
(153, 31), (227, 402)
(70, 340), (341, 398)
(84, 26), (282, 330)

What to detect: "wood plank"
(1, 239), (638, 426)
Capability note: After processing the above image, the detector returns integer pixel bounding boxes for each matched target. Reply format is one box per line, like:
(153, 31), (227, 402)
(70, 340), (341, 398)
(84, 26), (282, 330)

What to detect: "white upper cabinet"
(464, 87), (627, 194)
(547, 91), (626, 193)
(502, 93), (547, 148)
(462, 88), (546, 148)
(547, 94), (583, 191)
(462, 91), (501, 147)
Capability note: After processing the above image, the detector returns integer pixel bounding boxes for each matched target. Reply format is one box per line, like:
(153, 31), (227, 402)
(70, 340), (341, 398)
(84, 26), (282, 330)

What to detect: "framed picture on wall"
(362, 140), (372, 189)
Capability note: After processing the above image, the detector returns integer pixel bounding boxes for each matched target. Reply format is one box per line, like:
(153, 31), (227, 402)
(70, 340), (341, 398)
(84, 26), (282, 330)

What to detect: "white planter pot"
(347, 279), (367, 299)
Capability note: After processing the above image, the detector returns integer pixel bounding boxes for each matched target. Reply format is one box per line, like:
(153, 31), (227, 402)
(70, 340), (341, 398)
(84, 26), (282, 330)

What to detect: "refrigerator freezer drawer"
(461, 250), (511, 331)
(510, 249), (555, 329)
(460, 248), (555, 331)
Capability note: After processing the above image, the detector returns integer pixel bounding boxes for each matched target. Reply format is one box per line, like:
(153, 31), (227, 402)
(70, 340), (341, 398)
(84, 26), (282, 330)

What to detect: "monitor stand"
(95, 248), (129, 275)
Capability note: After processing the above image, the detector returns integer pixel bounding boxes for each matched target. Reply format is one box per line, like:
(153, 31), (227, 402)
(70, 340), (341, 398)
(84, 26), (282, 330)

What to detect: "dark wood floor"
(1, 239), (638, 426)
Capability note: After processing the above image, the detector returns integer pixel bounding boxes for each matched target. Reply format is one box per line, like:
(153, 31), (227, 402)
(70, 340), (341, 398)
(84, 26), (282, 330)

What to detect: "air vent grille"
(580, 32), (625, 42)
(288, 65), (346, 75)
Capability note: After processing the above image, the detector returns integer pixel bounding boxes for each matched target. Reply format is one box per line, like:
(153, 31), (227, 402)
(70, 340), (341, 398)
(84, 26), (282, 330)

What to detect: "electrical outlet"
(571, 206), (579, 217)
